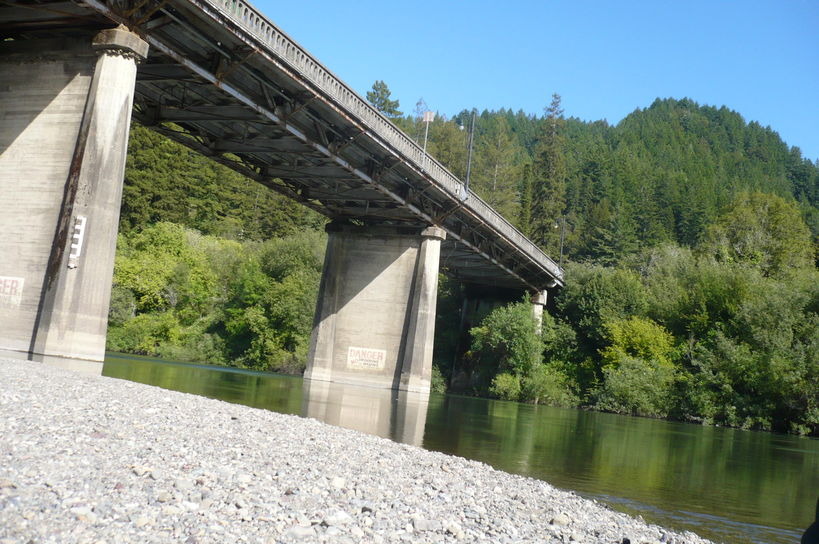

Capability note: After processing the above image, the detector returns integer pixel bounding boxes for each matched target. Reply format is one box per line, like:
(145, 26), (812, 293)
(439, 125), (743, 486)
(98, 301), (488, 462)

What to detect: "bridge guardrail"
(200, 0), (562, 282)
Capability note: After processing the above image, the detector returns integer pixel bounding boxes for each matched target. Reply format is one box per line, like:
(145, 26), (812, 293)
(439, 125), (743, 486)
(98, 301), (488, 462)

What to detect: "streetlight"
(421, 110), (434, 171)
(464, 110), (476, 199)
(554, 217), (566, 268)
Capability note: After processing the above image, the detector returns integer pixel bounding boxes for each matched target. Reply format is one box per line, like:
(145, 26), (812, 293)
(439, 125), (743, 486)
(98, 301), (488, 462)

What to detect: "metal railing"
(192, 0), (562, 281)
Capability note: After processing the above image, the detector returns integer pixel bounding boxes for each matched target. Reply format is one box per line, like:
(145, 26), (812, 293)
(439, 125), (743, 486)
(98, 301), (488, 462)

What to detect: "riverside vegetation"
(110, 90), (818, 436)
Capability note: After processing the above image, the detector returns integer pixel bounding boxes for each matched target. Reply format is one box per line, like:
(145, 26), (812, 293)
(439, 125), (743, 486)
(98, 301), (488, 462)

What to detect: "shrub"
(469, 299), (543, 376)
(430, 365), (447, 394)
(594, 356), (675, 417)
(490, 372), (521, 401)
(600, 316), (675, 369)
(521, 363), (577, 407)
(107, 312), (181, 356)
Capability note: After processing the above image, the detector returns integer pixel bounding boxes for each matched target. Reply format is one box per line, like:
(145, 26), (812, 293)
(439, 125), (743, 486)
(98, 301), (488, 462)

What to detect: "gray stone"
(70, 506), (97, 524)
(445, 521), (465, 539)
(174, 479), (194, 491)
(551, 513), (571, 526)
(412, 517), (442, 532)
(156, 491), (172, 503)
(323, 509), (353, 526)
(285, 526), (315, 539)
(133, 516), (152, 528)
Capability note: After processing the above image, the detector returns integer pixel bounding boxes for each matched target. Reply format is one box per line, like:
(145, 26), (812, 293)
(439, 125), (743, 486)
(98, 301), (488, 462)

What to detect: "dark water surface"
(103, 354), (818, 544)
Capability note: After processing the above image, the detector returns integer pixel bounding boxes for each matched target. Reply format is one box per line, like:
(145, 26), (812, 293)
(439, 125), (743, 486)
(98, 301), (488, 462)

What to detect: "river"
(102, 353), (818, 544)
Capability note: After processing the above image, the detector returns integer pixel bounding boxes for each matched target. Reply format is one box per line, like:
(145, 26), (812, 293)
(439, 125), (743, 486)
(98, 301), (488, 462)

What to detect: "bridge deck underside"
(1, 0), (563, 290)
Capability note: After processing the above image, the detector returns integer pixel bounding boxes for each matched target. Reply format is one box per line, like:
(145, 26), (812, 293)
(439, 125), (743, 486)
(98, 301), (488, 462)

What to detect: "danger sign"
(347, 346), (387, 371)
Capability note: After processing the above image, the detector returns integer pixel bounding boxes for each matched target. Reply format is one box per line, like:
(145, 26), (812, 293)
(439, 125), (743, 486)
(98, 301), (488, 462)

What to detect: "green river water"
(103, 353), (818, 544)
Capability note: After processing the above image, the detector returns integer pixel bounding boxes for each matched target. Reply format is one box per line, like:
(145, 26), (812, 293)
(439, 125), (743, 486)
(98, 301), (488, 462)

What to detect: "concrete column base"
(302, 379), (429, 446)
(305, 224), (445, 395)
(0, 348), (103, 375)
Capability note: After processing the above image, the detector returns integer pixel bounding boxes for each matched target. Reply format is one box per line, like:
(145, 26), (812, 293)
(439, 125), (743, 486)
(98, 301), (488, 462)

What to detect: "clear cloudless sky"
(253, 0), (819, 161)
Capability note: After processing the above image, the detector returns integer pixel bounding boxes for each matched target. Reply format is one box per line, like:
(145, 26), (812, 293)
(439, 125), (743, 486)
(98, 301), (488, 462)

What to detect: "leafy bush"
(556, 264), (648, 355)
(701, 192), (813, 276)
(430, 365), (447, 394)
(109, 224), (324, 374)
(521, 363), (577, 407)
(600, 316), (675, 369)
(490, 372), (521, 401)
(107, 312), (181, 355)
(469, 299), (543, 376)
(594, 356), (675, 417)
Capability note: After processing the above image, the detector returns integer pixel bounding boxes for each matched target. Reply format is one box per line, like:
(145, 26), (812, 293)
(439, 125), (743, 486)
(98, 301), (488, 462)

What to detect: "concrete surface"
(0, 28), (146, 364)
(306, 224), (445, 394)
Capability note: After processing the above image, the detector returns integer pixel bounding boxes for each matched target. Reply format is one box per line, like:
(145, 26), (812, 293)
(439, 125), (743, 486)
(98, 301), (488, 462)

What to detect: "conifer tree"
(366, 80), (402, 118)
(517, 164), (535, 236)
(531, 94), (568, 254)
(473, 116), (524, 219)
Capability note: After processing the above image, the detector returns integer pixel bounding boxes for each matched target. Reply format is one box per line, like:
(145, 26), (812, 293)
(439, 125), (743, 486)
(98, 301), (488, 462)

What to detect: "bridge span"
(0, 0), (563, 393)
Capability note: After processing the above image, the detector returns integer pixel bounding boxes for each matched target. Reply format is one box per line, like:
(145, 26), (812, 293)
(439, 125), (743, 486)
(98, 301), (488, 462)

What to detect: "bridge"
(0, 0), (564, 393)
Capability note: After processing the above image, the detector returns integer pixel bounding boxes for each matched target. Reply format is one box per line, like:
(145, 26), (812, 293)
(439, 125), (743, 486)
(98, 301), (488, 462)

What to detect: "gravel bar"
(0, 359), (714, 544)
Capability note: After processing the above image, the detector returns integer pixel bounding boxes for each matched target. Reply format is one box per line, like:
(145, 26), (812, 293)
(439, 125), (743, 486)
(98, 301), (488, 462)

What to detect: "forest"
(110, 90), (818, 436)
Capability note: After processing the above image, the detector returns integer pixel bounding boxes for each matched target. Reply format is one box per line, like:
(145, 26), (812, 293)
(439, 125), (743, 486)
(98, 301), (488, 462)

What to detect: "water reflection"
(422, 395), (814, 544)
(102, 353), (429, 446)
(301, 379), (429, 446)
(102, 354), (819, 544)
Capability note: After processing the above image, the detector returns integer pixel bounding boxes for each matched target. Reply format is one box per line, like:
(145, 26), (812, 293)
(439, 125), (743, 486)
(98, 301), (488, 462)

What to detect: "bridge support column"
(302, 380), (429, 446)
(531, 290), (548, 334)
(0, 28), (147, 369)
(306, 223), (446, 394)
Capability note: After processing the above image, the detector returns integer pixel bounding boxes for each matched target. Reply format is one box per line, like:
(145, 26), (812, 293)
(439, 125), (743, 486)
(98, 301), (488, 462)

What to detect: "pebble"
(133, 516), (152, 528)
(0, 359), (714, 544)
(285, 525), (315, 539)
(156, 490), (171, 502)
(413, 517), (442, 532)
(70, 506), (97, 524)
(174, 478), (194, 490)
(323, 509), (353, 526)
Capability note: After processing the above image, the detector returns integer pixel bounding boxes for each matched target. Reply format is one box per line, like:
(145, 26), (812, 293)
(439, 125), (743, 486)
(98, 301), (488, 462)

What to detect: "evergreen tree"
(701, 192), (813, 276)
(366, 80), (402, 118)
(517, 164), (535, 235)
(472, 116), (524, 219)
(530, 94), (568, 254)
(427, 118), (468, 180)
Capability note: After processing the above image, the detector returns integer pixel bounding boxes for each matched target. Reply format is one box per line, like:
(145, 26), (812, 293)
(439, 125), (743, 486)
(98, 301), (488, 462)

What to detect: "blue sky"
(256, 0), (819, 161)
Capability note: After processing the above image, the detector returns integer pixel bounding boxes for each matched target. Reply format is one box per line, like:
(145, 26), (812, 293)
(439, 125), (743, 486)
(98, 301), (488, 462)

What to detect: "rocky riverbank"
(0, 359), (713, 544)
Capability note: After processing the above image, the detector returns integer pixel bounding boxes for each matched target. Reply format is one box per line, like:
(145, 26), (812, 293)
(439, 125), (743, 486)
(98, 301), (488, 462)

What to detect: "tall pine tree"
(530, 94), (568, 254)
(472, 116), (525, 220)
(366, 80), (402, 118)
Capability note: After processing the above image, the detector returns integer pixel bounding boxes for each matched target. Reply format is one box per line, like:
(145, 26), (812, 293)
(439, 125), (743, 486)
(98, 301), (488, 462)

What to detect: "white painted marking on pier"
(68, 215), (87, 268)
(0, 276), (24, 307)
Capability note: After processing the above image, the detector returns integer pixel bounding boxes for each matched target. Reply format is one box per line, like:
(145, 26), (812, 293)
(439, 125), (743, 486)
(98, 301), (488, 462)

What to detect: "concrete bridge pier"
(531, 290), (548, 334)
(305, 223), (446, 394)
(302, 380), (429, 446)
(0, 27), (147, 369)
